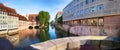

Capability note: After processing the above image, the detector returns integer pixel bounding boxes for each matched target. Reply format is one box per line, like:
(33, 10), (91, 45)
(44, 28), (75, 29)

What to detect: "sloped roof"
(0, 3), (26, 20)
(17, 14), (27, 21)
(28, 14), (38, 18)
(56, 11), (62, 18)
(28, 14), (38, 21)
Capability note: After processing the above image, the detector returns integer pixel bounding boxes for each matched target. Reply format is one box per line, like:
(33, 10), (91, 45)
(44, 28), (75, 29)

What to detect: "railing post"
(66, 42), (69, 50)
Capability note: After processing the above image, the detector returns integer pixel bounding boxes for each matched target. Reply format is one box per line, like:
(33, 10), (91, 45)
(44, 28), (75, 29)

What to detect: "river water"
(1, 25), (120, 50)
(15, 25), (75, 50)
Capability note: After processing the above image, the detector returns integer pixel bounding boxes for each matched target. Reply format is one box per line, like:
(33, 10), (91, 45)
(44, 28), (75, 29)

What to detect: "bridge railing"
(30, 36), (108, 50)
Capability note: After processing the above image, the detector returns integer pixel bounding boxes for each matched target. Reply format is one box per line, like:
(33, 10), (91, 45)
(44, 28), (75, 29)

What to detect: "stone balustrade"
(30, 36), (107, 50)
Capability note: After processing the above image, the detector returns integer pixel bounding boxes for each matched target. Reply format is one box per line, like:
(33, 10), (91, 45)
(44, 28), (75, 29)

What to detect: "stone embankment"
(62, 24), (119, 37)
(0, 27), (29, 46)
(31, 36), (107, 50)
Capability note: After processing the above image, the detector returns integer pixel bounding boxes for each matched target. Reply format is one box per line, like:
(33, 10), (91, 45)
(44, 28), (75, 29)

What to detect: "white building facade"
(7, 16), (19, 30)
(0, 11), (7, 30)
(0, 3), (19, 32)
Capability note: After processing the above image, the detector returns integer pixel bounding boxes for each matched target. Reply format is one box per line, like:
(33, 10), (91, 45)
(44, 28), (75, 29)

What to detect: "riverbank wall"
(0, 27), (28, 46)
(0, 29), (18, 37)
(62, 24), (120, 37)
(0, 25), (29, 36)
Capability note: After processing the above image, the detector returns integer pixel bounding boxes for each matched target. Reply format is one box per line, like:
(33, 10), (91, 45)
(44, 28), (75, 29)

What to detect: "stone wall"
(70, 26), (101, 36)
(62, 25), (70, 32)
(104, 15), (120, 37)
(62, 15), (120, 37)
(31, 36), (107, 50)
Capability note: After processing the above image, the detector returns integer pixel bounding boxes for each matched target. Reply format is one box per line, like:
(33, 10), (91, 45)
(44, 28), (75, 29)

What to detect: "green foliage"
(50, 20), (55, 25)
(58, 16), (63, 24)
(38, 11), (50, 27)
(39, 28), (50, 42)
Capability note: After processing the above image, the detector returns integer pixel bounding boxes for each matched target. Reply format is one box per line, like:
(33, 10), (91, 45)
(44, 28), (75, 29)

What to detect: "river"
(15, 25), (74, 50)
(0, 25), (120, 50)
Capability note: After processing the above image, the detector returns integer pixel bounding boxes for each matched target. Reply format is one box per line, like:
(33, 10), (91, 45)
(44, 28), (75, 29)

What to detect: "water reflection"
(2, 25), (120, 50)
(37, 27), (50, 42)
(17, 29), (40, 49)
(12, 25), (76, 50)
(16, 26), (56, 49)
(49, 25), (56, 39)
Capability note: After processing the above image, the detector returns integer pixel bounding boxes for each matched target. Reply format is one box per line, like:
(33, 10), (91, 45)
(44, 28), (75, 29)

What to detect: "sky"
(0, 0), (72, 21)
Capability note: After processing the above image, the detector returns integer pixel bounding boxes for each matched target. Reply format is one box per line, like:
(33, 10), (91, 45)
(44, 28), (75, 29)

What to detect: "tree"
(58, 15), (63, 24)
(45, 12), (50, 26)
(38, 11), (50, 27)
(50, 20), (55, 25)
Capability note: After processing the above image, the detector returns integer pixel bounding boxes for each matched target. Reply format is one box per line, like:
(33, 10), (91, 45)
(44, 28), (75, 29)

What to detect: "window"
(85, 8), (90, 14)
(81, 19), (88, 25)
(73, 20), (79, 25)
(85, 0), (89, 5)
(79, 10), (84, 15)
(98, 4), (104, 11)
(92, 0), (96, 2)
(91, 6), (96, 12)
(81, 2), (84, 7)
(3, 16), (4, 19)
(98, 18), (104, 25)
(86, 8), (90, 13)
(0, 8), (1, 11)
(88, 19), (93, 25)
(88, 18), (98, 26)
(2, 12), (4, 14)
(0, 12), (1, 14)
(76, 0), (80, 2)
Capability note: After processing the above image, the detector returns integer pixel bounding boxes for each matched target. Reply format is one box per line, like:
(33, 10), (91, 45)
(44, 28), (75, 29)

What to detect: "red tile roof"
(57, 11), (62, 15)
(17, 14), (27, 21)
(0, 3), (17, 15)
(0, 3), (27, 21)
(56, 11), (62, 18)
(28, 14), (38, 22)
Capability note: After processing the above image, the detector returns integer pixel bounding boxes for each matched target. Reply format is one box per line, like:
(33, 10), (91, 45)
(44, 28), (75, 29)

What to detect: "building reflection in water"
(17, 26), (52, 49)
(17, 28), (40, 48)
(10, 25), (73, 49)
